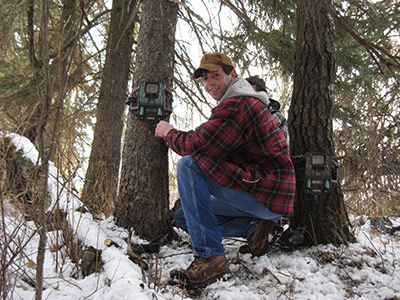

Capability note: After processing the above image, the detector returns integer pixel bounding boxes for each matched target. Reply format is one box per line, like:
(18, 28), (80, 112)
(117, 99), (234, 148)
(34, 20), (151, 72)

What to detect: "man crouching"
(155, 52), (296, 289)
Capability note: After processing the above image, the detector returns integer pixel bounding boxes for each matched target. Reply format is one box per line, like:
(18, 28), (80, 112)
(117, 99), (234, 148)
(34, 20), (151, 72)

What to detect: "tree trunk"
(288, 0), (354, 246)
(35, 0), (52, 298)
(81, 0), (138, 217)
(115, 0), (178, 242)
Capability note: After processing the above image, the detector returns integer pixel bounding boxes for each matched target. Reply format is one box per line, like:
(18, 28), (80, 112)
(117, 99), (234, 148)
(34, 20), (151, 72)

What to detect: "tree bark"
(288, 0), (354, 246)
(115, 0), (178, 242)
(35, 0), (52, 298)
(82, 0), (138, 217)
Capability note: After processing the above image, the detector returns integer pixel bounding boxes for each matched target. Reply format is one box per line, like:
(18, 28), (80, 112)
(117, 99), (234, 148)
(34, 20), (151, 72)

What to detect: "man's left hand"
(155, 120), (174, 139)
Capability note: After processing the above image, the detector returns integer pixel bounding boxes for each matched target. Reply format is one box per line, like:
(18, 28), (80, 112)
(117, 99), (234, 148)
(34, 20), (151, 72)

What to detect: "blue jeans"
(175, 155), (282, 257)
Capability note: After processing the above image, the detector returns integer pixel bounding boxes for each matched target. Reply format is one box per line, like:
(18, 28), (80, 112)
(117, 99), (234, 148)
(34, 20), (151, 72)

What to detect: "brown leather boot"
(169, 255), (231, 289)
(240, 220), (276, 257)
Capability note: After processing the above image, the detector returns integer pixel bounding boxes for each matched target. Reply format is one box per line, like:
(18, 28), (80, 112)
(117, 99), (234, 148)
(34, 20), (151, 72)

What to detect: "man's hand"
(155, 120), (174, 139)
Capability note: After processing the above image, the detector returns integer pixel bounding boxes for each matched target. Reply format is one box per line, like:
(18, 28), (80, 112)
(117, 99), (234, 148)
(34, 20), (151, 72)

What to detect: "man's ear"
(231, 69), (237, 79)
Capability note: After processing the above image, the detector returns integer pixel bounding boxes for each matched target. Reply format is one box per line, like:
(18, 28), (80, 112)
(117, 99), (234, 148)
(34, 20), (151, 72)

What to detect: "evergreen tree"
(81, 0), (138, 217)
(115, 0), (178, 242)
(288, 0), (354, 245)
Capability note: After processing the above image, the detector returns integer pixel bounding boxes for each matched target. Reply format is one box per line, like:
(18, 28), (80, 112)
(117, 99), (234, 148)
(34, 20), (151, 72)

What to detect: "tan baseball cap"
(193, 52), (234, 79)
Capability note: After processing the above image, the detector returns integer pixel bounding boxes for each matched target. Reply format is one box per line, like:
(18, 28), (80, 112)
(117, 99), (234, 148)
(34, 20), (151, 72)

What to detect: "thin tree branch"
(322, 0), (400, 73)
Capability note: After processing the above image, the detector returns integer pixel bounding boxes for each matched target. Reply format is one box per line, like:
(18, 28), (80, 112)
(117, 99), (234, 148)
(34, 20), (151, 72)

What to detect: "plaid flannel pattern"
(165, 96), (296, 216)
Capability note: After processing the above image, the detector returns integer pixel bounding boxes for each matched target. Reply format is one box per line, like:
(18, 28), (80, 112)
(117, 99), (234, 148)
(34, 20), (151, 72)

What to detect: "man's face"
(200, 67), (236, 100)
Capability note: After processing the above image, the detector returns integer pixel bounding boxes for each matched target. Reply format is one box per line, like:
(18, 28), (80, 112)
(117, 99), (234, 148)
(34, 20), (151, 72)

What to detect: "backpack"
(268, 98), (290, 145)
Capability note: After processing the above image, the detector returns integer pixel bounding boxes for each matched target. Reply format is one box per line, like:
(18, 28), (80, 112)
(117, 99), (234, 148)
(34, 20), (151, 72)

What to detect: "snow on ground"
(3, 133), (400, 300)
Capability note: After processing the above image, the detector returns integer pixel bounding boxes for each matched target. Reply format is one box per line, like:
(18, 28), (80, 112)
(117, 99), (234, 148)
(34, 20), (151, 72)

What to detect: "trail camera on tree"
(127, 81), (173, 120)
(303, 152), (339, 195)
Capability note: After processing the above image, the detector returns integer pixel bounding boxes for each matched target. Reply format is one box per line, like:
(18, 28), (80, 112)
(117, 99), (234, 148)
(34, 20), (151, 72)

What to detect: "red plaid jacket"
(165, 96), (295, 216)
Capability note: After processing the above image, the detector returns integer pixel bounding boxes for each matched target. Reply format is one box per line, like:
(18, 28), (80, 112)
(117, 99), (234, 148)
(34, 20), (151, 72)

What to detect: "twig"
(362, 231), (387, 272)
(265, 267), (282, 285)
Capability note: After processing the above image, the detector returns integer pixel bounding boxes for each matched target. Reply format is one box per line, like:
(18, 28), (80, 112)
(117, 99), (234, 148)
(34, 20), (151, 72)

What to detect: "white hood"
(219, 77), (270, 107)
